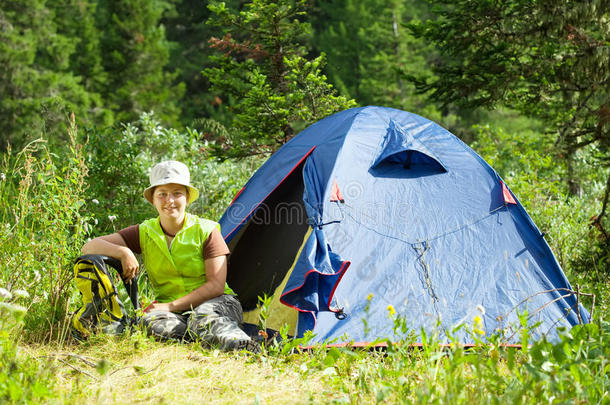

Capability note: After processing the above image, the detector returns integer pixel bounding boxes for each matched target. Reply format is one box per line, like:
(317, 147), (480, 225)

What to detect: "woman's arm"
(82, 234), (139, 281)
(145, 255), (228, 313)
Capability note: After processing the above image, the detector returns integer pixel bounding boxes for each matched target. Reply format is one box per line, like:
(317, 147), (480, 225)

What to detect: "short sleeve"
(203, 228), (230, 259)
(118, 224), (141, 254)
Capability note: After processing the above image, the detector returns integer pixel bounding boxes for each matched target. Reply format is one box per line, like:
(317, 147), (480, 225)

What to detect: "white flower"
(91, 199), (99, 205)
(94, 218), (98, 225)
(0, 173), (5, 181)
(476, 305), (486, 315)
(0, 302), (26, 315)
(13, 289), (29, 299)
(0, 288), (12, 300)
(108, 215), (117, 223)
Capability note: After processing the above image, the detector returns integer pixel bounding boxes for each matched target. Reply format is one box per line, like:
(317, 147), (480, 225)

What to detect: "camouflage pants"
(141, 294), (251, 350)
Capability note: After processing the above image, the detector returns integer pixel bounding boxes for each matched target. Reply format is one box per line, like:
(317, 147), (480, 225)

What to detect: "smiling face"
(152, 183), (188, 223)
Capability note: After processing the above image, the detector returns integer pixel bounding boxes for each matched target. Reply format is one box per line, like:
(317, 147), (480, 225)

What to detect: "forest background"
(0, 0), (608, 403)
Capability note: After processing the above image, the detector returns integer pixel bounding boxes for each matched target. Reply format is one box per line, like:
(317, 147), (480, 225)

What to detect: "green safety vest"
(139, 213), (235, 303)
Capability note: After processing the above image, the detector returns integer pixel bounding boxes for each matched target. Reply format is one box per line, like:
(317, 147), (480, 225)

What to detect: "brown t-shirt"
(118, 225), (230, 259)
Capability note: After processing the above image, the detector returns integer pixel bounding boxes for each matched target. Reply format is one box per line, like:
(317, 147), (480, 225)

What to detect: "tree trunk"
(566, 149), (582, 197)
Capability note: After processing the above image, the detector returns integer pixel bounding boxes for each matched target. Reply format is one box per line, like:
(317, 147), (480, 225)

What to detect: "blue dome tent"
(219, 106), (589, 344)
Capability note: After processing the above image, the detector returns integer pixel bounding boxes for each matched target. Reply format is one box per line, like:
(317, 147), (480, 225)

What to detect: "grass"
(10, 315), (609, 404)
(23, 336), (341, 404)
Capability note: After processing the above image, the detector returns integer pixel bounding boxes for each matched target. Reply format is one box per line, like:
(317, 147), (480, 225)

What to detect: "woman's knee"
(192, 295), (243, 323)
(141, 310), (187, 340)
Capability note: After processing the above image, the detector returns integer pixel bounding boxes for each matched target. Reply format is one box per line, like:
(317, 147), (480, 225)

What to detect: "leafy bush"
(0, 280), (57, 402)
(84, 112), (264, 236)
(0, 117), (89, 342)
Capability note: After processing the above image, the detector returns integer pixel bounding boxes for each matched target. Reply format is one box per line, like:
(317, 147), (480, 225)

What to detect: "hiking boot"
(232, 339), (262, 354)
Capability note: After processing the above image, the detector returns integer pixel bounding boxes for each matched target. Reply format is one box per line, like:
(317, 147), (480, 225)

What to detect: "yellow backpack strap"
(101, 256), (140, 311)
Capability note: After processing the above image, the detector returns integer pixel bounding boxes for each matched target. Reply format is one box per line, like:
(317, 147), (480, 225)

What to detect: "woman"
(82, 160), (257, 351)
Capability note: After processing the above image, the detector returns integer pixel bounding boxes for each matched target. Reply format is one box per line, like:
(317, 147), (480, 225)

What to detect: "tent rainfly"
(220, 106), (589, 345)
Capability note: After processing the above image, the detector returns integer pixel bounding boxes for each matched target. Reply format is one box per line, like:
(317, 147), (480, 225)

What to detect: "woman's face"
(152, 183), (188, 222)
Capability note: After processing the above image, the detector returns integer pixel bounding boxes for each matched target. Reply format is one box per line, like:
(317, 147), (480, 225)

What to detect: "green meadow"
(1, 0), (608, 403)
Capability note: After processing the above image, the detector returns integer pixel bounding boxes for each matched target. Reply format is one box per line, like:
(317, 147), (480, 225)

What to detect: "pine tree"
(0, 0), (100, 149)
(53, 0), (114, 127)
(162, 0), (241, 124)
(409, 0), (610, 232)
(96, 0), (183, 125)
(203, 0), (355, 158)
(311, 0), (439, 120)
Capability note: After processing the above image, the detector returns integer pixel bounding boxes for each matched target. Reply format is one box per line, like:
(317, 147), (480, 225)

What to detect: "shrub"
(0, 289), (57, 403)
(0, 116), (89, 342)
(84, 112), (264, 236)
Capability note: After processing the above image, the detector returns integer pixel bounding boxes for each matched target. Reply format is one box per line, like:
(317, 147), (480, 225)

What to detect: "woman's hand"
(120, 248), (139, 282)
(144, 301), (173, 313)
(82, 233), (139, 281)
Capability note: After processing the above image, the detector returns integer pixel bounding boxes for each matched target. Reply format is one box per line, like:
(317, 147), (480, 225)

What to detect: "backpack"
(72, 254), (140, 338)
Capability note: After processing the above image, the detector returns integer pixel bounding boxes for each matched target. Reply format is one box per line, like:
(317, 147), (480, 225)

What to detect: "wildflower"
(386, 304), (396, 316)
(94, 218), (98, 225)
(0, 287), (12, 301)
(91, 199), (99, 205)
(322, 367), (337, 376)
(0, 302), (26, 315)
(473, 315), (485, 335)
(108, 215), (117, 223)
(0, 173), (5, 181)
(366, 293), (374, 301)
(476, 304), (486, 315)
(13, 289), (29, 299)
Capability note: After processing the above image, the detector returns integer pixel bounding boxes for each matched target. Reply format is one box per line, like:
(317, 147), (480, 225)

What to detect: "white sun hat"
(143, 160), (199, 204)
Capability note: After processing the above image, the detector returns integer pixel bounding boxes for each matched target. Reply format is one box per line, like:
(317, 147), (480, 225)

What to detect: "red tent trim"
(502, 181), (517, 205)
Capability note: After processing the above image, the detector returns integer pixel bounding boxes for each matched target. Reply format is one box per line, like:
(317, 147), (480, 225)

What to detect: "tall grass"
(0, 115), (90, 403)
(0, 115), (89, 344)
